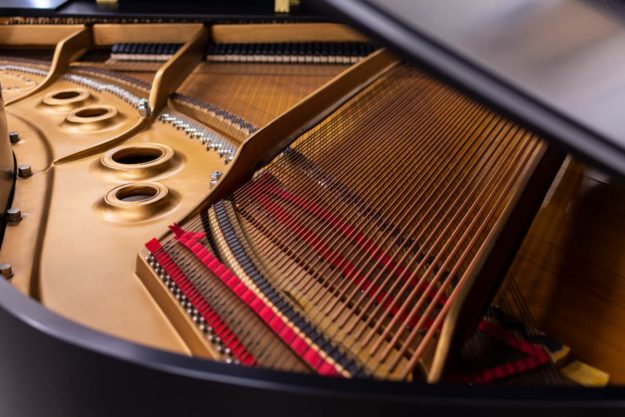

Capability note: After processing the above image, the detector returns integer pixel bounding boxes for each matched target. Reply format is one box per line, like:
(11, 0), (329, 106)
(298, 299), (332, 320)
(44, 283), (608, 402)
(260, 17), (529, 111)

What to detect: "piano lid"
(315, 0), (625, 179)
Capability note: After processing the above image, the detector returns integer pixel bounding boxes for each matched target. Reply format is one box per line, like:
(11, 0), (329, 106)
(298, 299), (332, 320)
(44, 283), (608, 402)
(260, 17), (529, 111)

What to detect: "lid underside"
(315, 0), (625, 180)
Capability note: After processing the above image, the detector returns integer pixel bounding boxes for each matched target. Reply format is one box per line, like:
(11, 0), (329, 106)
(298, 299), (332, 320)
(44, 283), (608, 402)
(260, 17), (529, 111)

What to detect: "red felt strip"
(456, 320), (551, 384)
(247, 182), (439, 329)
(172, 229), (344, 377)
(145, 238), (257, 366)
(261, 178), (439, 293)
(478, 320), (551, 361)
(258, 175), (448, 301)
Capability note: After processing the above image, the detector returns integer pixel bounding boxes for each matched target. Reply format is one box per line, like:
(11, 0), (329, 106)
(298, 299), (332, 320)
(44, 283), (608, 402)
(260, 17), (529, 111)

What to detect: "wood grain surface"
(510, 157), (625, 384)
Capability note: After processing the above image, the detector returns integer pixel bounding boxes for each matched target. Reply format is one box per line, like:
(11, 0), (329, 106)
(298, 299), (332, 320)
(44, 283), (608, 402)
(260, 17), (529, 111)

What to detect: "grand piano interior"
(0, 0), (624, 415)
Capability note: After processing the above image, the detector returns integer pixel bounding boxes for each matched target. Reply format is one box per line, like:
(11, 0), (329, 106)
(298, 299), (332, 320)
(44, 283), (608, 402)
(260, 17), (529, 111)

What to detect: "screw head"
(0, 263), (13, 279)
(6, 208), (22, 223)
(17, 164), (32, 178)
(9, 131), (20, 144)
(137, 99), (151, 117)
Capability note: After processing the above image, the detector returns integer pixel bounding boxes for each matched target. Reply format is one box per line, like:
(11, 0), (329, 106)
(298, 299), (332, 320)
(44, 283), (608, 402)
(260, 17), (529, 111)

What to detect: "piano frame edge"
(135, 252), (219, 360)
(431, 143), (566, 382)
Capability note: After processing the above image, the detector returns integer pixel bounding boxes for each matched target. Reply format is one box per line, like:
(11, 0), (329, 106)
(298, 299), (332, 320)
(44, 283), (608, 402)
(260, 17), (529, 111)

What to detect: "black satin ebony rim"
(0, 276), (624, 412)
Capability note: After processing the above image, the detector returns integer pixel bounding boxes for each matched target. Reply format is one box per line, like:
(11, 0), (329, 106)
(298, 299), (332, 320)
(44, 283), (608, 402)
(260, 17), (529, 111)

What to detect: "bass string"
(174, 64), (540, 376)
(302, 75), (516, 336)
(161, 238), (308, 371)
(376, 133), (537, 358)
(258, 94), (536, 376)
(183, 70), (442, 332)
(161, 240), (260, 360)
(233, 67), (532, 374)
(176, 66), (444, 368)
(180, 66), (413, 245)
(504, 273), (563, 385)
(229, 69), (458, 272)
(343, 129), (528, 375)
(180, 66), (492, 372)
(359, 124), (532, 356)
(315, 105), (511, 330)
(393, 138), (541, 380)
(328, 120), (519, 365)
(232, 71), (469, 308)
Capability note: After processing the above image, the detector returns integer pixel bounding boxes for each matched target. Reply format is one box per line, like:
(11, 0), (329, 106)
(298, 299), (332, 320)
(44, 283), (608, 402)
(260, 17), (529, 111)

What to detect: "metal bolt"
(210, 171), (223, 188)
(9, 131), (20, 144)
(17, 164), (32, 178)
(0, 263), (13, 279)
(6, 208), (22, 224)
(137, 99), (151, 117)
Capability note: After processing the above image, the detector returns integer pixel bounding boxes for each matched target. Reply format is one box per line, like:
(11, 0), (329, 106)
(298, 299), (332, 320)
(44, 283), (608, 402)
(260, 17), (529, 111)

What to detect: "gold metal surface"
(92, 24), (204, 46)
(101, 143), (175, 179)
(149, 26), (208, 114)
(42, 88), (91, 108)
(211, 23), (367, 44)
(6, 25), (91, 105)
(0, 22), (233, 352)
(431, 144), (565, 382)
(0, 69), (45, 102)
(9, 79), (141, 161)
(0, 80), (15, 239)
(0, 25), (85, 46)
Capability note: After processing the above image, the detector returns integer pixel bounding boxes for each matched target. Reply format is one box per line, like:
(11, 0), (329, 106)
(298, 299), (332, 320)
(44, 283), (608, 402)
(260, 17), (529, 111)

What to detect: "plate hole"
(111, 147), (164, 165)
(43, 89), (90, 107)
(52, 90), (81, 100)
(75, 107), (109, 118)
(115, 185), (158, 203)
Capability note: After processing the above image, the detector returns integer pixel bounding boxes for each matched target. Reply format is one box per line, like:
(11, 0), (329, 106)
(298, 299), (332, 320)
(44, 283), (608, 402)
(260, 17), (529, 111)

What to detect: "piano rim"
(0, 277), (623, 415)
